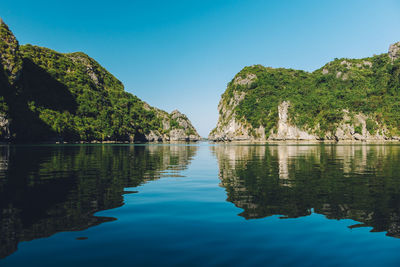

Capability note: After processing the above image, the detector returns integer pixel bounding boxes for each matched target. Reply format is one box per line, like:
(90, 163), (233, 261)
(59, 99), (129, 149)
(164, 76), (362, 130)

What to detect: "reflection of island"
(212, 144), (400, 238)
(0, 145), (8, 172)
(0, 144), (198, 259)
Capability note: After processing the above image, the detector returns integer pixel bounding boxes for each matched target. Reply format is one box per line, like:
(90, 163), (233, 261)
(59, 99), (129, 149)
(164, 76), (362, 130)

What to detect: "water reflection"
(0, 144), (198, 258)
(212, 144), (400, 237)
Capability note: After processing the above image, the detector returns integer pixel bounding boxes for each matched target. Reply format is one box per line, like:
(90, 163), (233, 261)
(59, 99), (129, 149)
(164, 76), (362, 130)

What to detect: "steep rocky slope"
(0, 19), (200, 142)
(210, 42), (400, 141)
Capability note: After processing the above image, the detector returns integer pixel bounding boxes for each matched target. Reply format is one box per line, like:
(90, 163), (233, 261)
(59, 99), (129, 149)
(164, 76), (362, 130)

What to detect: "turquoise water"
(1, 143), (400, 266)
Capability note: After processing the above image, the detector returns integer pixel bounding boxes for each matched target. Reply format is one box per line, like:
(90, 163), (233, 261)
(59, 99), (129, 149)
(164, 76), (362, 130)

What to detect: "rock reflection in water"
(0, 144), (198, 259)
(212, 144), (400, 238)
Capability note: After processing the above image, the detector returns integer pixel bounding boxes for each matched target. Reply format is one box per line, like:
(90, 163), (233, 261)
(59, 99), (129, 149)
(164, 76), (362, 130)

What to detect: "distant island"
(0, 18), (200, 143)
(209, 41), (400, 141)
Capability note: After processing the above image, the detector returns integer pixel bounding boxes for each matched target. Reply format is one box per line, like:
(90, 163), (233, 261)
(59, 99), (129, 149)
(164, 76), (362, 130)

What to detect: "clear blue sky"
(2, 0), (400, 136)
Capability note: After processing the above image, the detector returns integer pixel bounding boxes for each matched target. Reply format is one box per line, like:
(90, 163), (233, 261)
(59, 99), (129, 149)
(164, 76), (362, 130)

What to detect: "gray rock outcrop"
(209, 99), (399, 142)
(144, 108), (201, 142)
(268, 101), (316, 140)
(389, 42), (400, 61)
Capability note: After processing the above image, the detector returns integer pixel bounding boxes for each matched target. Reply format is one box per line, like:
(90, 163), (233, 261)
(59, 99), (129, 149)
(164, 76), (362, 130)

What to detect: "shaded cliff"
(0, 19), (200, 142)
(209, 42), (400, 141)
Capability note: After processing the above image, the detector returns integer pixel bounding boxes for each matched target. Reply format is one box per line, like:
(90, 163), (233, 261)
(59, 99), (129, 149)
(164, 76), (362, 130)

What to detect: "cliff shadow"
(21, 58), (78, 113)
(0, 60), (81, 142)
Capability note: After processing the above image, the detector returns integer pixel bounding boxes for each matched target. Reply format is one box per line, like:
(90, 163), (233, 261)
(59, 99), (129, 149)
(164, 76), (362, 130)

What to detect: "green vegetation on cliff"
(215, 44), (400, 139)
(0, 20), (199, 142)
(18, 45), (165, 141)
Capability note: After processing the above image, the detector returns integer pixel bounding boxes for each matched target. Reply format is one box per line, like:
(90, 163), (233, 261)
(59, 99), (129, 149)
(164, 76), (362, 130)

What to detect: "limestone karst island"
(0, 19), (200, 143)
(209, 42), (400, 142)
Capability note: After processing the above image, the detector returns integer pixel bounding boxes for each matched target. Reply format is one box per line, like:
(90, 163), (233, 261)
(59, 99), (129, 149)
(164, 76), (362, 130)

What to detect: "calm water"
(1, 143), (400, 266)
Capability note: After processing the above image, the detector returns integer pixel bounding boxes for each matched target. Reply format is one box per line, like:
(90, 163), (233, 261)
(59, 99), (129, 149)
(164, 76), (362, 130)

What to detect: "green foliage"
(0, 21), (192, 142)
(0, 40), (192, 142)
(366, 118), (378, 134)
(354, 125), (362, 135)
(15, 45), (166, 141)
(222, 54), (400, 138)
(0, 22), (23, 84)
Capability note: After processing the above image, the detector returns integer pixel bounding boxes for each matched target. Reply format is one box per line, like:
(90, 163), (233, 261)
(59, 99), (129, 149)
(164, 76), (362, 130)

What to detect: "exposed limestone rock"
(170, 110), (189, 129)
(340, 60), (351, 68)
(363, 61), (372, 67)
(336, 71), (348, 81)
(67, 54), (100, 85)
(142, 102), (151, 111)
(210, 99), (400, 142)
(210, 100), (319, 141)
(208, 91), (250, 141)
(144, 130), (164, 142)
(389, 42), (400, 61)
(268, 101), (317, 140)
(233, 73), (257, 86)
(169, 129), (195, 141)
(145, 109), (201, 142)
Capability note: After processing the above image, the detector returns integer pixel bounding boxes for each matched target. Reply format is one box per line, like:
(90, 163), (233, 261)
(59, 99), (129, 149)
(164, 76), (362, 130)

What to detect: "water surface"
(1, 143), (400, 266)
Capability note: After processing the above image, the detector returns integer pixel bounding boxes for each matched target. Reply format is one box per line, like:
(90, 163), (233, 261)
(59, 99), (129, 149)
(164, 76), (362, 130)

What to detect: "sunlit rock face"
(212, 144), (400, 238)
(389, 42), (400, 61)
(268, 101), (317, 140)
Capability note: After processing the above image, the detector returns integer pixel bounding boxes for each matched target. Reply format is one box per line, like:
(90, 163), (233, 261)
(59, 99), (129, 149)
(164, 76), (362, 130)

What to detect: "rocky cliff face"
(144, 109), (200, 142)
(210, 98), (397, 142)
(389, 42), (400, 61)
(210, 42), (400, 142)
(0, 18), (200, 142)
(208, 90), (251, 141)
